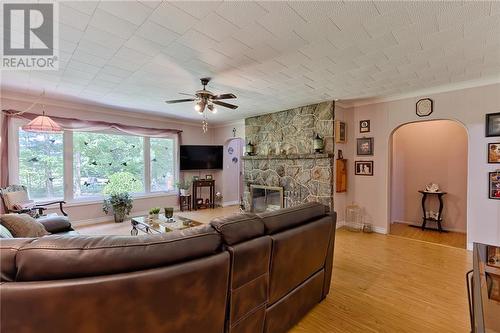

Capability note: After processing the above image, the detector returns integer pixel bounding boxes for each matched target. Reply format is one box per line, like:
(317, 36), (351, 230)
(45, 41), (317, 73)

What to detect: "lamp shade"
(22, 114), (62, 133)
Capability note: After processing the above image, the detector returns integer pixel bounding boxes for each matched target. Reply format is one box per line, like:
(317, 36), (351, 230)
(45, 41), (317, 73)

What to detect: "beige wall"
(336, 83), (500, 248)
(391, 120), (468, 232)
(0, 91), (238, 223)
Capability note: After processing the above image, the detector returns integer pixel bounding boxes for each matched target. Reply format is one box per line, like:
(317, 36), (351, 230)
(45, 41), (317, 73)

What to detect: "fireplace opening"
(250, 185), (284, 213)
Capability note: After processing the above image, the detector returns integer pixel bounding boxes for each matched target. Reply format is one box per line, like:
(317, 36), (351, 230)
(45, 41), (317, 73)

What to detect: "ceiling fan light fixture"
(194, 103), (201, 112)
(207, 104), (217, 113)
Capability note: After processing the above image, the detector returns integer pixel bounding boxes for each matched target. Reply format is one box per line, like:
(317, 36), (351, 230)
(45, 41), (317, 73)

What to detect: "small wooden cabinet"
(336, 159), (347, 193)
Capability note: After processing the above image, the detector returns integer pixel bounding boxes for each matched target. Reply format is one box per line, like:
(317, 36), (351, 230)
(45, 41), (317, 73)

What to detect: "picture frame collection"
(356, 120), (374, 176)
(486, 112), (500, 200)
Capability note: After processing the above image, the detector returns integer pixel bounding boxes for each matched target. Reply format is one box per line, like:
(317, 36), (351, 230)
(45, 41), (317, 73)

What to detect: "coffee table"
(130, 213), (202, 235)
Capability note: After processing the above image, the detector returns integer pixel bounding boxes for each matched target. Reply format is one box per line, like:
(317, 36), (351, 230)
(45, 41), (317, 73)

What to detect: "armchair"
(0, 185), (68, 216)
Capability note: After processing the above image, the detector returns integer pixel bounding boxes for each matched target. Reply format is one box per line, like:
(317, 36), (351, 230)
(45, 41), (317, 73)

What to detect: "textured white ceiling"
(1, 1), (500, 122)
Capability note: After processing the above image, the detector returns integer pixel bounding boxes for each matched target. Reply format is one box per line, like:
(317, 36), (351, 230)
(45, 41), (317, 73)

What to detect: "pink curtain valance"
(4, 111), (183, 137)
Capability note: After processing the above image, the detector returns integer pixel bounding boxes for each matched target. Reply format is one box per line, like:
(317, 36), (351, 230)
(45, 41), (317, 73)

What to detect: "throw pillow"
(0, 224), (14, 238)
(0, 214), (49, 237)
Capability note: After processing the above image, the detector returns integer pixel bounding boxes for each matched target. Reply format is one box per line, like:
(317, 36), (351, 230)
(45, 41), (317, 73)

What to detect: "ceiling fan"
(165, 77), (238, 113)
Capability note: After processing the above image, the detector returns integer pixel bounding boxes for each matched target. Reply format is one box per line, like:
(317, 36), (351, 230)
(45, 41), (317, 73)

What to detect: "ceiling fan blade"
(178, 92), (196, 97)
(165, 98), (196, 104)
(213, 100), (238, 109)
(212, 93), (237, 100)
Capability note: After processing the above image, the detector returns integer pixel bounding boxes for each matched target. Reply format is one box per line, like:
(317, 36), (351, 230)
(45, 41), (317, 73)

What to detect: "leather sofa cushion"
(0, 238), (35, 282)
(258, 202), (327, 234)
(14, 224), (222, 281)
(2, 253), (231, 333)
(268, 216), (332, 304)
(37, 215), (72, 233)
(265, 270), (324, 333)
(211, 213), (264, 245)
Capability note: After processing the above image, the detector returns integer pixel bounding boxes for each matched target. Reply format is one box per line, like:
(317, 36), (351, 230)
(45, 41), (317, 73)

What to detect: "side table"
(410, 190), (447, 232)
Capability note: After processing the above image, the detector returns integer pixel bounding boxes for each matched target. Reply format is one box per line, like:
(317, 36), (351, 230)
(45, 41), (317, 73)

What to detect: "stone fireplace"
(243, 101), (335, 211)
(250, 185), (284, 213)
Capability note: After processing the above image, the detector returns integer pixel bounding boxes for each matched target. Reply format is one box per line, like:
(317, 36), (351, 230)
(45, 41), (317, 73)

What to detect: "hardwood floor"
(290, 228), (472, 333)
(76, 210), (472, 333)
(390, 222), (467, 249)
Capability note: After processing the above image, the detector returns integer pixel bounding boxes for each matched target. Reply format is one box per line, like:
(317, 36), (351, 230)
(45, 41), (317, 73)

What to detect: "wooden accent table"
(412, 190), (447, 232)
(192, 179), (215, 210)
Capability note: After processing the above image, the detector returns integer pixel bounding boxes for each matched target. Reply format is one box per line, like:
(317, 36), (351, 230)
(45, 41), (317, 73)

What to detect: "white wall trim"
(391, 220), (466, 234)
(336, 220), (387, 234)
(222, 200), (240, 207)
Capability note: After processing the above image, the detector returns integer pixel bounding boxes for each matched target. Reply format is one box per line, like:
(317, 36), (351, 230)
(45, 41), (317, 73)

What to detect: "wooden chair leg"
(59, 202), (68, 216)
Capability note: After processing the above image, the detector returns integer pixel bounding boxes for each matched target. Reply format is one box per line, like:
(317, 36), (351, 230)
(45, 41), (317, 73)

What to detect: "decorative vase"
(114, 211), (126, 223)
(180, 189), (187, 196)
(150, 213), (159, 220)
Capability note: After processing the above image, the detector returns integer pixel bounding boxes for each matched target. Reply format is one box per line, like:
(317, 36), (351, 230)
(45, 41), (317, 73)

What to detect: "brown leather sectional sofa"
(0, 202), (336, 333)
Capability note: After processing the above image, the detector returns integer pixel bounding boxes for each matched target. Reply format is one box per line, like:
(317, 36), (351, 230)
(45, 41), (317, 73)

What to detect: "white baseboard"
(222, 200), (240, 207)
(392, 220), (466, 233)
(336, 220), (387, 234)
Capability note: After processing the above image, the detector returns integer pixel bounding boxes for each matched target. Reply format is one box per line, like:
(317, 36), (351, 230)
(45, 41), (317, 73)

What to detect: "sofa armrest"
(37, 216), (72, 234)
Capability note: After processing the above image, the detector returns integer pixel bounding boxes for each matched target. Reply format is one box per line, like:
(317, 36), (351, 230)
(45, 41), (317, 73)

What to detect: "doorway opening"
(389, 120), (468, 248)
(222, 138), (244, 206)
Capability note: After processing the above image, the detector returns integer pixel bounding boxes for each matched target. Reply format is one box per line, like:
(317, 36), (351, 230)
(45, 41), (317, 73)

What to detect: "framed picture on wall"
(355, 161), (374, 176)
(335, 121), (346, 143)
(489, 171), (500, 199)
(486, 112), (500, 137)
(357, 137), (374, 155)
(360, 120), (370, 133)
(489, 143), (500, 163)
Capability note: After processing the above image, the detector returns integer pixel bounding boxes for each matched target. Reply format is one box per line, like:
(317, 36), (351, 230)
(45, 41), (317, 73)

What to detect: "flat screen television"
(180, 145), (223, 170)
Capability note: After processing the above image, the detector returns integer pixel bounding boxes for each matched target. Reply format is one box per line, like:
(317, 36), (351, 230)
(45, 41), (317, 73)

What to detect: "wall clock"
(416, 98), (433, 117)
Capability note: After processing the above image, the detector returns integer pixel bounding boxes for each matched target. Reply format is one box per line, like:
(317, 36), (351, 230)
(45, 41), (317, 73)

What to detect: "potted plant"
(103, 193), (133, 223)
(176, 180), (191, 196)
(149, 207), (160, 220)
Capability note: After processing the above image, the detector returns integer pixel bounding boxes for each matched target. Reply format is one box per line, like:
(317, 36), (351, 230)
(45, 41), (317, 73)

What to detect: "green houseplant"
(149, 207), (160, 220)
(175, 180), (191, 196)
(103, 193), (133, 223)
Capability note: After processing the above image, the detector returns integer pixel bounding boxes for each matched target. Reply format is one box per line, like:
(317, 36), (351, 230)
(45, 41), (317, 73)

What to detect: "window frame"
(9, 120), (179, 205)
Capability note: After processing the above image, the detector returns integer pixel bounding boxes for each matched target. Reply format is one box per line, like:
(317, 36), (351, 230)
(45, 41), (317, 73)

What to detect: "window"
(150, 138), (175, 192)
(73, 132), (144, 198)
(15, 125), (177, 203)
(18, 129), (64, 200)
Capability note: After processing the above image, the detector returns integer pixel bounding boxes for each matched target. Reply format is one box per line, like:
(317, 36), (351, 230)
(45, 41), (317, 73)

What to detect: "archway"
(388, 119), (468, 248)
(222, 137), (244, 206)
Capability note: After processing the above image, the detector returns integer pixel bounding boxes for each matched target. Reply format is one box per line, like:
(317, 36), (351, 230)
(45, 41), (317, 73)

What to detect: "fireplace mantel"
(242, 153), (334, 161)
